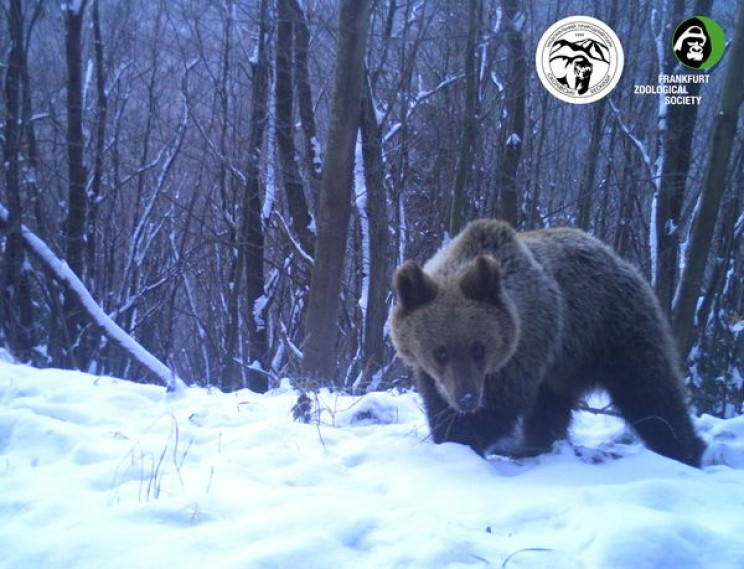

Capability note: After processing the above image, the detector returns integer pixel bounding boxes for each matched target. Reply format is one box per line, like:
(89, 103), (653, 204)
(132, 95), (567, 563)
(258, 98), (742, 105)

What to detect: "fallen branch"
(0, 202), (185, 392)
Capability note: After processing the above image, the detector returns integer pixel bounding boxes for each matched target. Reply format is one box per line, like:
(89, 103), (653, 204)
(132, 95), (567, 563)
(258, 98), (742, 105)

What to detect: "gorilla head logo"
(549, 40), (608, 96)
(571, 56), (594, 94)
(673, 18), (712, 68)
(554, 55), (594, 95)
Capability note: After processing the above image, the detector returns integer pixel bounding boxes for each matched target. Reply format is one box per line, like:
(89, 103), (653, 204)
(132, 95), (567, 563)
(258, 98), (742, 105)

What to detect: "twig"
(502, 548), (554, 568)
(576, 400), (622, 417)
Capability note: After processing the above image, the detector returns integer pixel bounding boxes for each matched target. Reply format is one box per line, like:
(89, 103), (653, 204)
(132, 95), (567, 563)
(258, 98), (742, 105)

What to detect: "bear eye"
(433, 346), (449, 367)
(471, 341), (485, 364)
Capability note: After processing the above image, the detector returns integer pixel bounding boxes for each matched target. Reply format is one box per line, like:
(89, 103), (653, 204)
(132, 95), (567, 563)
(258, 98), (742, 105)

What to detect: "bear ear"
(460, 255), (503, 304)
(393, 261), (438, 312)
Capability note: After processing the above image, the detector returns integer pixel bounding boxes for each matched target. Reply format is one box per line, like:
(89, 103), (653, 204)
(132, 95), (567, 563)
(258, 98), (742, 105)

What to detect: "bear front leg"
(416, 370), (517, 456)
(522, 381), (578, 455)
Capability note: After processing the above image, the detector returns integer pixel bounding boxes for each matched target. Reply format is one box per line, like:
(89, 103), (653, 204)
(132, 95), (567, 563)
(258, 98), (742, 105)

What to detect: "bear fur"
(389, 219), (705, 467)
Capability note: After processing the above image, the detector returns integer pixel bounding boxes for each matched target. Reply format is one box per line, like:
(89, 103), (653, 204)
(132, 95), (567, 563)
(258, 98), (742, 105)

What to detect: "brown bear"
(389, 219), (705, 467)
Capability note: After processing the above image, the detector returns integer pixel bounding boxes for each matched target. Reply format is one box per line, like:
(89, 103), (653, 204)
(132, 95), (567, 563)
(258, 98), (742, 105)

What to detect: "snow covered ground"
(1, 357), (744, 569)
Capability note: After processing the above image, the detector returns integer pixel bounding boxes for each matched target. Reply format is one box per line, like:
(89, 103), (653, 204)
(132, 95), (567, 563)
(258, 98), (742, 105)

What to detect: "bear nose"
(458, 392), (479, 413)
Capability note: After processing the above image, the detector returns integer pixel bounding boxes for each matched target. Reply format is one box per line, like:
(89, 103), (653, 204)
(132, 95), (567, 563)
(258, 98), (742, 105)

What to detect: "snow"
(673, 192), (703, 313)
(61, 0), (85, 15)
(252, 294), (268, 331)
(383, 122), (402, 145)
(262, 88), (277, 222)
(354, 132), (370, 316)
(506, 132), (521, 147)
(2, 359), (744, 568)
(492, 5), (503, 35)
(352, 132), (371, 392)
(83, 58), (93, 110)
(735, 210), (744, 238)
(490, 71), (504, 93)
(310, 136), (322, 175)
(650, 191), (659, 286)
(397, 196), (408, 265)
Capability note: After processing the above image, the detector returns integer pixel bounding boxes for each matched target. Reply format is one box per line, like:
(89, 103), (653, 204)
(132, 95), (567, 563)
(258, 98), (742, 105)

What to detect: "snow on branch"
(121, 93), (189, 296)
(416, 74), (465, 104)
(0, 202), (185, 392)
(271, 211), (314, 267)
(609, 98), (663, 281)
(280, 321), (303, 361)
(608, 100), (655, 183)
(383, 75), (465, 145)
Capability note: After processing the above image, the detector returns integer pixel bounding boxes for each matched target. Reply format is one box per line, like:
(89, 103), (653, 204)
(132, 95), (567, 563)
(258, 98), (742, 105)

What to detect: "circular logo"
(535, 16), (624, 104)
(672, 16), (725, 70)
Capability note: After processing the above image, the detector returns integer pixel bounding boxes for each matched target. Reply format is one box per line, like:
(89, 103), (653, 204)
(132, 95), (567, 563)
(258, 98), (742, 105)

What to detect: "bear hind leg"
(602, 365), (705, 467)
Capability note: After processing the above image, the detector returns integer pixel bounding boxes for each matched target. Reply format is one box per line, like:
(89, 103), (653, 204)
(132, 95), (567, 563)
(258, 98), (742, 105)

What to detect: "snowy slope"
(1, 357), (744, 569)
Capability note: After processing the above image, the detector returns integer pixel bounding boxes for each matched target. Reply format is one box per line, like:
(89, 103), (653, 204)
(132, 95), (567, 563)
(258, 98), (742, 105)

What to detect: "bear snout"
(457, 391), (480, 414)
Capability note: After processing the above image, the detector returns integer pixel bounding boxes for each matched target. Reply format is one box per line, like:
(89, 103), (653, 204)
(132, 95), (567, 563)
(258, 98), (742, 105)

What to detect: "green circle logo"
(672, 16), (726, 69)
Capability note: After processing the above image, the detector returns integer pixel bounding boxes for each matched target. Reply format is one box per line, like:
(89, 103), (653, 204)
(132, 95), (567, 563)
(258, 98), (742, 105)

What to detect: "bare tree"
(303, 0), (371, 383)
(62, 0), (89, 368)
(276, 0), (314, 255)
(241, 0), (272, 394)
(223, 0), (271, 393)
(673, 0), (744, 356)
(654, 0), (713, 313)
(86, 0), (107, 291)
(289, 0), (322, 186)
(1, 0), (35, 362)
(449, 0), (479, 236)
(496, 0), (526, 227)
(18, 1), (44, 236)
(355, 71), (389, 392)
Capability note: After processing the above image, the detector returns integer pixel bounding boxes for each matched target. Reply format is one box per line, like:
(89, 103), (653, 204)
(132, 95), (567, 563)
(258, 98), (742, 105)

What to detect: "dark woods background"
(1, 0), (742, 417)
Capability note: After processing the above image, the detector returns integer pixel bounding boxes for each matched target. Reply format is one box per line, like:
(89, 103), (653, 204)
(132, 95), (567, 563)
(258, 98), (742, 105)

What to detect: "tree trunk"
(289, 0), (322, 185)
(614, 140), (637, 257)
(241, 0), (271, 394)
(222, 0), (270, 393)
(356, 71), (389, 392)
(672, 1), (744, 355)
(20, 2), (44, 235)
(2, 0), (35, 362)
(655, 0), (713, 313)
(87, 0), (107, 295)
(449, 0), (478, 236)
(303, 0), (370, 383)
(276, 0), (314, 256)
(62, 0), (89, 368)
(577, 103), (605, 231)
(496, 0), (525, 229)
(577, 0), (618, 233)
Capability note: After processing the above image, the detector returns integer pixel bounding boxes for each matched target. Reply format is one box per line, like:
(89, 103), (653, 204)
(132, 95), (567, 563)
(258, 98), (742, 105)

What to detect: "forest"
(1, 0), (742, 418)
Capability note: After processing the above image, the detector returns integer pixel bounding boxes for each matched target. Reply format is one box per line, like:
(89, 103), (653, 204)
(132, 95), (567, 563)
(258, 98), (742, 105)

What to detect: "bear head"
(389, 255), (520, 414)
